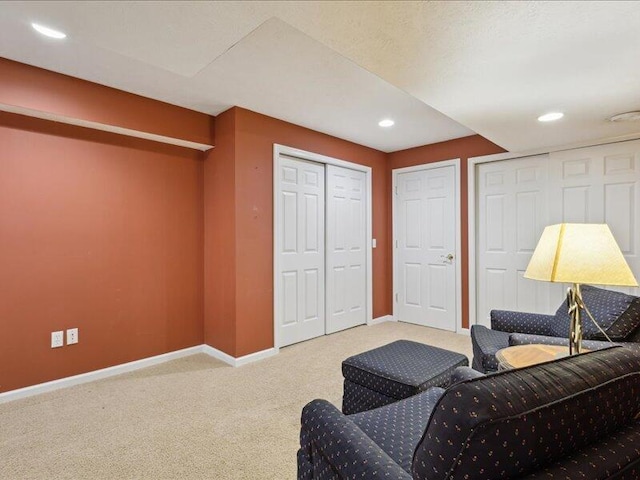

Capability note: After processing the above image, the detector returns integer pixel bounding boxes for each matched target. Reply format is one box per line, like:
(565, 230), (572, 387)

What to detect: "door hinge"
(395, 293), (398, 302)
(395, 240), (398, 248)
(394, 186), (398, 195)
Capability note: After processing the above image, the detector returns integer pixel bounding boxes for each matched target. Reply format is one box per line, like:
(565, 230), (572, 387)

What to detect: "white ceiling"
(1, 1), (639, 153)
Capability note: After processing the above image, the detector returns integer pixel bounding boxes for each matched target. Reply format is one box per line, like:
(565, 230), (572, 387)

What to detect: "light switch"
(372, 238), (377, 248)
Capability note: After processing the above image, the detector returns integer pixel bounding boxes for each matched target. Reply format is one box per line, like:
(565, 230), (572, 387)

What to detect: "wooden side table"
(495, 344), (586, 370)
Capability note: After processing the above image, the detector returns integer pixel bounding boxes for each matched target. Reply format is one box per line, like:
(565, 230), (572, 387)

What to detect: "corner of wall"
(203, 108), (237, 357)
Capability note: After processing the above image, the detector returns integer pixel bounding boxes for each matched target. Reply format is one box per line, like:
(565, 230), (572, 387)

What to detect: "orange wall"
(388, 135), (506, 328)
(0, 60), (214, 393)
(1, 58), (504, 394)
(204, 107), (390, 357)
(203, 109), (237, 354)
(0, 58), (214, 146)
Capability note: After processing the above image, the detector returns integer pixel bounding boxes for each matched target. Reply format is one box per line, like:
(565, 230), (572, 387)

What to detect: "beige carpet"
(0, 322), (473, 479)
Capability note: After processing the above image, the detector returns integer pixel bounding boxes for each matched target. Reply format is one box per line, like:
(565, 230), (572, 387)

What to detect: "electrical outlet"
(66, 328), (79, 345)
(51, 331), (64, 348)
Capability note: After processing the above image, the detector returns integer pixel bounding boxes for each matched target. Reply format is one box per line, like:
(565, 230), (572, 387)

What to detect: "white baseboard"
(201, 345), (277, 367)
(235, 347), (278, 366)
(457, 327), (471, 336)
(201, 344), (237, 366)
(0, 342), (281, 404)
(0, 345), (203, 405)
(368, 315), (395, 326)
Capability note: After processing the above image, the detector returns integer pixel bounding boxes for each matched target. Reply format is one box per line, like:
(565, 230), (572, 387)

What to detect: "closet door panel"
(326, 165), (367, 334)
(276, 156), (325, 347)
(551, 142), (640, 296)
(476, 155), (551, 326)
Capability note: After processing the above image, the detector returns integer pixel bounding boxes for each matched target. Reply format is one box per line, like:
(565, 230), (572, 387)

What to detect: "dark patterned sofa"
(471, 285), (640, 373)
(298, 347), (640, 479)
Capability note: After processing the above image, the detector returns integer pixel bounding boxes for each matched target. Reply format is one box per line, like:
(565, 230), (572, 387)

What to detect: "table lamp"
(524, 223), (638, 355)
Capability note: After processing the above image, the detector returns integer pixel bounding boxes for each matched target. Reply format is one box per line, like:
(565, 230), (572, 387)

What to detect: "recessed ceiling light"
(537, 112), (564, 122)
(378, 119), (395, 127)
(609, 111), (640, 122)
(31, 23), (67, 39)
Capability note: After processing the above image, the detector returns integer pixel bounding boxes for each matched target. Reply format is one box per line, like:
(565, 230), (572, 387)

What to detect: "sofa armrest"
(491, 310), (557, 335)
(300, 399), (411, 480)
(450, 366), (485, 384)
(508, 332), (621, 351)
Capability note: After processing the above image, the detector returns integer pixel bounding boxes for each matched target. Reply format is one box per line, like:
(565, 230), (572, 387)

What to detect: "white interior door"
(276, 156), (325, 347)
(326, 165), (367, 334)
(395, 165), (457, 331)
(476, 155), (551, 326)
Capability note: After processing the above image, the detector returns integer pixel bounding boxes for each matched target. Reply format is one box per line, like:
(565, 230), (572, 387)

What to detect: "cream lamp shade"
(524, 223), (638, 286)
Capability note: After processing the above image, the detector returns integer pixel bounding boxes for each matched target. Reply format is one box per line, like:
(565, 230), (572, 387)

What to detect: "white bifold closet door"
(277, 158), (367, 347)
(277, 157), (326, 347)
(326, 165), (367, 334)
(476, 140), (640, 326)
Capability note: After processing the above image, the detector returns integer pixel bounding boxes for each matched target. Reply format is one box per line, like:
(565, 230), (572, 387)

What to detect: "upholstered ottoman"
(341, 340), (468, 414)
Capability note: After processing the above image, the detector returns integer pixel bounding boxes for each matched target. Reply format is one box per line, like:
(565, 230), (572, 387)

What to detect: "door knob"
(441, 253), (454, 263)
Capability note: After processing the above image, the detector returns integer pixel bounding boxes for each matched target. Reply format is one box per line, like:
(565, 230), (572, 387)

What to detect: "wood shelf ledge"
(0, 103), (214, 152)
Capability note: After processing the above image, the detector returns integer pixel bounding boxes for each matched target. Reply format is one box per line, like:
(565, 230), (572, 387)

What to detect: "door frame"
(273, 144), (373, 350)
(392, 159), (463, 333)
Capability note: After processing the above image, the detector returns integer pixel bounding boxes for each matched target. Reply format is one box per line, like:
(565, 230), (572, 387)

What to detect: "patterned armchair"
(298, 347), (640, 479)
(471, 285), (640, 373)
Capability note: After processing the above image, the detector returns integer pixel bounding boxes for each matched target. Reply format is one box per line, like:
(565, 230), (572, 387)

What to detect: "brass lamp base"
(567, 283), (583, 355)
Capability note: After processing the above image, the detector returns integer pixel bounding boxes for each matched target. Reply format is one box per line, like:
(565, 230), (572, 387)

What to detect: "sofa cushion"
(523, 421), (640, 479)
(551, 285), (640, 341)
(508, 332), (618, 350)
(412, 347), (640, 480)
(349, 387), (444, 474)
(342, 340), (467, 400)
